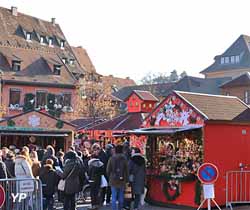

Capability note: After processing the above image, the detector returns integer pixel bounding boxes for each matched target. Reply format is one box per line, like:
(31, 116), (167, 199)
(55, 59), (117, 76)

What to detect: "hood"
(40, 164), (54, 176)
(64, 151), (77, 160)
(45, 147), (55, 157)
(15, 155), (26, 164)
(88, 158), (104, 168)
(131, 153), (145, 166)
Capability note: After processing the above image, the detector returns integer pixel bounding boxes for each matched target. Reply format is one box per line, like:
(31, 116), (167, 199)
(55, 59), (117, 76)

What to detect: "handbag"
(100, 175), (108, 188)
(58, 165), (75, 191)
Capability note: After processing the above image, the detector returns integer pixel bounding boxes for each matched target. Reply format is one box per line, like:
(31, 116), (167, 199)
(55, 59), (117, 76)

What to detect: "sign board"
(0, 185), (5, 208)
(197, 163), (219, 184)
(203, 184), (215, 199)
(19, 180), (34, 193)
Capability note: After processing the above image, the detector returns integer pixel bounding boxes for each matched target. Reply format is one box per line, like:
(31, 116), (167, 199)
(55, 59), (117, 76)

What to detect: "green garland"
(163, 182), (180, 201)
(23, 93), (35, 112)
(7, 119), (15, 127)
(194, 180), (202, 205)
(56, 120), (64, 129)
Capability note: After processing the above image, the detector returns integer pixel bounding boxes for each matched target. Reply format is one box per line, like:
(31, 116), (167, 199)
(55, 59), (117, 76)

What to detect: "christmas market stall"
(130, 90), (250, 208)
(0, 110), (75, 151)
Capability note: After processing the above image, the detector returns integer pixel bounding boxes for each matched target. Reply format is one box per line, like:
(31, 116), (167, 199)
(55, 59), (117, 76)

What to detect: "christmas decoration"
(7, 119), (15, 127)
(163, 180), (180, 201)
(56, 120), (64, 129)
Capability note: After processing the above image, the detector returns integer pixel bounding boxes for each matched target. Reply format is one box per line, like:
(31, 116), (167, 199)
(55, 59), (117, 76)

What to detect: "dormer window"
(235, 55), (240, 63)
(69, 59), (74, 65)
(12, 60), (21, 71)
(60, 40), (65, 49)
(48, 37), (54, 47)
(53, 65), (61, 75)
(62, 58), (67, 64)
(26, 32), (32, 41)
(40, 36), (46, 45)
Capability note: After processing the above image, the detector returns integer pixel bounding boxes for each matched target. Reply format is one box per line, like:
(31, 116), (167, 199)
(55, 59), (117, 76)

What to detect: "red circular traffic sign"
(0, 185), (5, 208)
(197, 163), (219, 184)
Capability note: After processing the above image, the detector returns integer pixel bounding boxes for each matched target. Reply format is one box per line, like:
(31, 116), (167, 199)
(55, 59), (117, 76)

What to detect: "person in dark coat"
(39, 159), (60, 210)
(42, 145), (59, 168)
(4, 151), (15, 178)
(0, 159), (7, 179)
(88, 143), (104, 210)
(59, 151), (82, 210)
(129, 148), (146, 210)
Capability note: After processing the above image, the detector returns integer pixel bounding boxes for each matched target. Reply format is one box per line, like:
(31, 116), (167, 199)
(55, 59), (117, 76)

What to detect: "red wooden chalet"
(130, 90), (250, 208)
(79, 90), (158, 144)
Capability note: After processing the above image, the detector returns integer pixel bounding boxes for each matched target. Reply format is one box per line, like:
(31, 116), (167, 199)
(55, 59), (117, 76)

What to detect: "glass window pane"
(9, 89), (21, 105)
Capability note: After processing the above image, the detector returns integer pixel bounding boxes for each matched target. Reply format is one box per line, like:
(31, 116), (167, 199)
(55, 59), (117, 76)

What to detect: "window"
(220, 57), (225, 64)
(36, 91), (47, 108)
(53, 65), (61, 75)
(130, 102), (132, 107)
(230, 56), (235, 64)
(48, 37), (53, 47)
(40, 36), (46, 45)
(56, 94), (63, 105)
(135, 102), (138, 106)
(12, 60), (21, 71)
(9, 89), (21, 105)
(62, 58), (67, 64)
(60, 40), (65, 49)
(245, 91), (250, 104)
(235, 55), (240, 63)
(143, 104), (146, 108)
(149, 103), (152, 108)
(26, 32), (32, 41)
(225, 57), (229, 64)
(69, 59), (74, 65)
(63, 93), (71, 106)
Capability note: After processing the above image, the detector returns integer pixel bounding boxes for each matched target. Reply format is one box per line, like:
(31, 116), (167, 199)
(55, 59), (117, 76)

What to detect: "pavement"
(56, 203), (250, 210)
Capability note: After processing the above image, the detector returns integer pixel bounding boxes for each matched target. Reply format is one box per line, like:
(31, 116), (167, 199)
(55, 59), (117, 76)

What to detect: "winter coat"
(0, 161), (7, 179)
(32, 161), (41, 178)
(107, 154), (129, 188)
(60, 158), (82, 195)
(42, 147), (59, 167)
(15, 155), (33, 178)
(129, 153), (146, 194)
(4, 158), (15, 178)
(39, 164), (60, 196)
(88, 158), (104, 186)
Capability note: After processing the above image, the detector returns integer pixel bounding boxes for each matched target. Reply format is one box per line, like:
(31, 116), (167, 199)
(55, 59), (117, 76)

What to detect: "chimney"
(11, 6), (18, 16)
(51, 18), (56, 26)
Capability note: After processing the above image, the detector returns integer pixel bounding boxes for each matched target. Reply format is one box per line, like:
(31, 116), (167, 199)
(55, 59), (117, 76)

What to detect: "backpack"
(113, 157), (125, 181)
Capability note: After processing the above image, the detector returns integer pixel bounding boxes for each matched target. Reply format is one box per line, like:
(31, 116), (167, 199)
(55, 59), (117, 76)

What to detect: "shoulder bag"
(58, 165), (75, 191)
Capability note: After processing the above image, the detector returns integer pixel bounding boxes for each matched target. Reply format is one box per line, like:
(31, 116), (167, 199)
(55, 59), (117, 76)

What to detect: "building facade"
(0, 6), (85, 121)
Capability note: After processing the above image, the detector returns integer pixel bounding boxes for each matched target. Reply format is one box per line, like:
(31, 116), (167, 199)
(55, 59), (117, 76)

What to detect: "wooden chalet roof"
(175, 91), (249, 121)
(87, 113), (144, 131)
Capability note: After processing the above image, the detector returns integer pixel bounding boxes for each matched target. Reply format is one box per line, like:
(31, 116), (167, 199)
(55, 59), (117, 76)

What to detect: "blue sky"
(2, 0), (250, 82)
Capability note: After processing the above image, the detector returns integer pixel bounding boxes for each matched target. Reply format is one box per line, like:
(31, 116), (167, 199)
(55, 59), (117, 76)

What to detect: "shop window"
(63, 93), (71, 106)
(12, 60), (21, 71)
(36, 91), (47, 107)
(9, 89), (21, 105)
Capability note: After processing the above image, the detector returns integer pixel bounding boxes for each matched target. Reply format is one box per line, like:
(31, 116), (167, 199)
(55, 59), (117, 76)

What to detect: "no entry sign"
(197, 163), (219, 184)
(0, 185), (5, 208)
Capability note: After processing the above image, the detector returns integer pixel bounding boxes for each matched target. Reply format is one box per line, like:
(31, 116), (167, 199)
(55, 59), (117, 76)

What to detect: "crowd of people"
(0, 142), (146, 210)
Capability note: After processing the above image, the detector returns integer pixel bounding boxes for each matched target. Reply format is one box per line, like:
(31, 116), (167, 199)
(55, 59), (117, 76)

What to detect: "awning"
(128, 125), (203, 135)
(0, 132), (68, 137)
